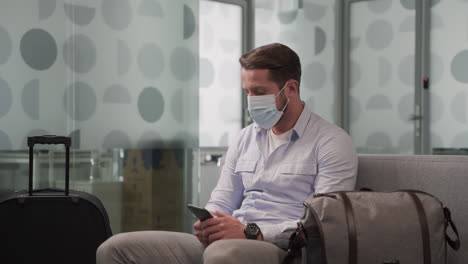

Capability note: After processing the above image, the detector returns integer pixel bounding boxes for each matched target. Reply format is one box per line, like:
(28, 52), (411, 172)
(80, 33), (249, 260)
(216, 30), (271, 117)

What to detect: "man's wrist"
(244, 223), (262, 240)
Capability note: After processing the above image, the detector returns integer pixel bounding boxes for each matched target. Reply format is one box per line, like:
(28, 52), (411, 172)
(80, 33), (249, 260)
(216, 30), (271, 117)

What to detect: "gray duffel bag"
(284, 190), (460, 264)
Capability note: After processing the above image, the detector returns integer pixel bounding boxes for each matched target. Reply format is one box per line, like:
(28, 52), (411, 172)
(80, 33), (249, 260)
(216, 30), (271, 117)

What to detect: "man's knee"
(203, 240), (243, 263)
(96, 233), (131, 263)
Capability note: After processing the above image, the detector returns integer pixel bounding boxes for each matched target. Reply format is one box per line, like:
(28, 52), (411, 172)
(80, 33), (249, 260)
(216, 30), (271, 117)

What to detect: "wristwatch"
(244, 223), (261, 239)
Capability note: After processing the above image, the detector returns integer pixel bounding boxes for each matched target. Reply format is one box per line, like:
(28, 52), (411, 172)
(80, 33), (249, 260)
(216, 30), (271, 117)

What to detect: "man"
(97, 43), (357, 264)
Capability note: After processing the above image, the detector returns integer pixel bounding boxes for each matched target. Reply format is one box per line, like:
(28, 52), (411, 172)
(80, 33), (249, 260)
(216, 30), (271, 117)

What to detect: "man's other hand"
(201, 211), (253, 244)
(193, 220), (209, 247)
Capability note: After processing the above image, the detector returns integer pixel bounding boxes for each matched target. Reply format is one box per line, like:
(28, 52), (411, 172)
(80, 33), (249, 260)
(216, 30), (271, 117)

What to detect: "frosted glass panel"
(199, 0), (242, 147)
(349, 0), (415, 154)
(255, 0), (337, 124)
(430, 1), (468, 153)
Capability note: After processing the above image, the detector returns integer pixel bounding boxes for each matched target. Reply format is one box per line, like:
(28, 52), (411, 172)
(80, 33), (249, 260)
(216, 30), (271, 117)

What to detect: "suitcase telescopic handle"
(27, 135), (71, 196)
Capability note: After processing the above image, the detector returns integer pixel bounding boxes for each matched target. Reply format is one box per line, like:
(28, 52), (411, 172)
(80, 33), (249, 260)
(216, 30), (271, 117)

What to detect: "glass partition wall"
(0, 0), (199, 234)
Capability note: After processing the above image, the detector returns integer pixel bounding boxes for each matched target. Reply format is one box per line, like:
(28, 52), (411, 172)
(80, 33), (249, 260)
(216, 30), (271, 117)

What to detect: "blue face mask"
(247, 85), (290, 129)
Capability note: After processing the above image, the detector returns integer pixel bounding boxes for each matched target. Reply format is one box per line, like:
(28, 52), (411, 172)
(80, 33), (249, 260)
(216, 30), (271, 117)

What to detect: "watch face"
(245, 223), (260, 239)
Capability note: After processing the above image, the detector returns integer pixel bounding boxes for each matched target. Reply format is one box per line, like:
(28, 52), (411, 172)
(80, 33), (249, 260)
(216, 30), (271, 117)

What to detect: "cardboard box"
(122, 149), (184, 232)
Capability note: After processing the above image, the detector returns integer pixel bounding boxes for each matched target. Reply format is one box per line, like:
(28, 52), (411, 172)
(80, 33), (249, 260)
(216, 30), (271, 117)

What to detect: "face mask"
(247, 85), (290, 129)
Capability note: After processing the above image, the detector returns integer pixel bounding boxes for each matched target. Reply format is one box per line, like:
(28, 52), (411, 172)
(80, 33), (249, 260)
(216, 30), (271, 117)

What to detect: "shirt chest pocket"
(235, 161), (257, 188)
(277, 163), (317, 195)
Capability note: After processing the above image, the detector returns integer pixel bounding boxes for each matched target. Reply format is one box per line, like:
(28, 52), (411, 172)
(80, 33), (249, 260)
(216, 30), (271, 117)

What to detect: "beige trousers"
(96, 231), (300, 264)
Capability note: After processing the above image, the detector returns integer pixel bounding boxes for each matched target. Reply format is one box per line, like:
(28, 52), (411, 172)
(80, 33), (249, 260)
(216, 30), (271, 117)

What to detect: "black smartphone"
(187, 204), (213, 221)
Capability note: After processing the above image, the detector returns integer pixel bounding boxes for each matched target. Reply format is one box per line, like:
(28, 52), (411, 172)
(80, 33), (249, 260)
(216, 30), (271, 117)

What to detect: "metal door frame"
(337, 0), (431, 154)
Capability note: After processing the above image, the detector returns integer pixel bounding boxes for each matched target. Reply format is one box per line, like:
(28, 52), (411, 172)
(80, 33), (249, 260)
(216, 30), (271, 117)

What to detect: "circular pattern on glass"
(0, 78), (13, 119)
(397, 93), (413, 121)
(398, 55), (414, 86)
(451, 50), (468, 83)
(303, 63), (327, 91)
(0, 130), (12, 150)
(315, 27), (326, 55)
(63, 34), (97, 73)
(200, 58), (215, 88)
(22, 79), (40, 120)
(138, 87), (164, 123)
(170, 47), (197, 81)
(102, 0), (132, 30)
(378, 57), (392, 86)
(184, 5), (196, 39)
(69, 129), (81, 149)
(20, 29), (57, 70)
(103, 130), (132, 149)
(366, 94), (392, 110)
(171, 88), (184, 123)
(64, 3), (96, 26)
(138, 43), (164, 79)
(350, 60), (362, 89)
(103, 84), (131, 104)
(368, 0), (392, 13)
(138, 0), (164, 18)
(137, 131), (164, 149)
(451, 91), (467, 124)
(63, 81), (97, 121)
(278, 10), (298, 24)
(117, 39), (131, 76)
(0, 26), (12, 65)
(38, 0), (56, 20)
(366, 132), (393, 151)
(366, 20), (393, 50)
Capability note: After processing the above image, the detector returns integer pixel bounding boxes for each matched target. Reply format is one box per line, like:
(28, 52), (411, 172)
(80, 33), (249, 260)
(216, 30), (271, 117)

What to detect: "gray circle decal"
(171, 88), (184, 123)
(200, 58), (215, 88)
(451, 50), (468, 83)
(20, 29), (57, 70)
(315, 27), (326, 55)
(38, 0), (56, 20)
(138, 0), (164, 18)
(350, 60), (362, 89)
(170, 47), (197, 81)
(103, 130), (132, 149)
(0, 26), (12, 65)
(399, 16), (415, 32)
(138, 87), (164, 123)
(398, 55), (414, 86)
(397, 93), (413, 122)
(451, 91), (467, 123)
(0, 78), (13, 119)
(0, 130), (12, 150)
(102, 0), (132, 30)
(278, 10), (298, 24)
(378, 57), (392, 86)
(64, 3), (96, 26)
(138, 43), (164, 79)
(400, 0), (415, 9)
(368, 0), (392, 13)
(303, 62), (327, 91)
(184, 5), (196, 39)
(366, 132), (393, 151)
(69, 129), (80, 149)
(63, 34), (97, 73)
(63, 81), (97, 121)
(366, 94), (392, 110)
(304, 2), (327, 22)
(103, 84), (131, 104)
(366, 20), (393, 50)
(137, 131), (164, 149)
(22, 79), (40, 120)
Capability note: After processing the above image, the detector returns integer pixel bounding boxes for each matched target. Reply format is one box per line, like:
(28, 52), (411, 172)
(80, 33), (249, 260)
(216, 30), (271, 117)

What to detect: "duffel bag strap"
(338, 192), (358, 264)
(444, 207), (461, 250)
(282, 223), (307, 264)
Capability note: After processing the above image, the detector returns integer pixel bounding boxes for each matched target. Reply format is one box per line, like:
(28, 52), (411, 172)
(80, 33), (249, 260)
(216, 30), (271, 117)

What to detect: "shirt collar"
(253, 103), (312, 140)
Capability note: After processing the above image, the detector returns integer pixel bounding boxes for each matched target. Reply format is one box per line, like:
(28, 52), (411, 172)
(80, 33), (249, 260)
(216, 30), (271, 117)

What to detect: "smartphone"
(187, 204), (213, 221)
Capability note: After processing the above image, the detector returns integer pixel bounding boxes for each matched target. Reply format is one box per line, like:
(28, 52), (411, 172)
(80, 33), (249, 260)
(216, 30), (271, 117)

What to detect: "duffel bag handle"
(27, 135), (71, 196)
(444, 207), (461, 250)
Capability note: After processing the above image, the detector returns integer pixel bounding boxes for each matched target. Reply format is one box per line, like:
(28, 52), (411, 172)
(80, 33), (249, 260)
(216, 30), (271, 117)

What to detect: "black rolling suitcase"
(0, 135), (112, 264)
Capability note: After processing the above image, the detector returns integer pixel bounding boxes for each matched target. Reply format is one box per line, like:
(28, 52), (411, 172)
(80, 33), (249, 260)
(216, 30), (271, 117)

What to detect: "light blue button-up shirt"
(205, 105), (357, 248)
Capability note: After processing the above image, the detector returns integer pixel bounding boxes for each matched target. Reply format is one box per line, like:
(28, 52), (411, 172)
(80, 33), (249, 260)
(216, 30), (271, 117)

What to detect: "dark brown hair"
(239, 43), (301, 91)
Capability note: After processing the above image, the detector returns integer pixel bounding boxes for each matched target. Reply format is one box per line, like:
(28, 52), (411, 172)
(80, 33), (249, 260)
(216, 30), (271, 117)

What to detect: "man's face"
(241, 68), (288, 110)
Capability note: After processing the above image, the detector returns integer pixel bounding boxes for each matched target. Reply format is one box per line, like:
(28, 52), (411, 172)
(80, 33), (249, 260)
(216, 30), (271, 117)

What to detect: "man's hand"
(193, 220), (209, 247)
(201, 211), (246, 244)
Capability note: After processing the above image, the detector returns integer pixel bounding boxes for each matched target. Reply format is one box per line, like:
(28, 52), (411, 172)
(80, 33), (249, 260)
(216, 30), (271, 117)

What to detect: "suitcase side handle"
(28, 135), (71, 196)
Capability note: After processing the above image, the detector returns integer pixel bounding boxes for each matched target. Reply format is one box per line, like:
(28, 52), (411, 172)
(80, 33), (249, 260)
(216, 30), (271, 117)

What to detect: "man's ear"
(286, 79), (299, 97)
